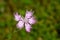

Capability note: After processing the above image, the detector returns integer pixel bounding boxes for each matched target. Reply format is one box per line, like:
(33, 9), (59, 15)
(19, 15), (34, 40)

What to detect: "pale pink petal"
(14, 12), (21, 21)
(25, 23), (32, 32)
(16, 21), (24, 29)
(29, 17), (36, 24)
(25, 10), (33, 19)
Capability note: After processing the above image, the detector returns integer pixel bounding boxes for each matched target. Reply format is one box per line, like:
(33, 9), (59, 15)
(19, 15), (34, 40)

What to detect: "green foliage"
(0, 0), (60, 40)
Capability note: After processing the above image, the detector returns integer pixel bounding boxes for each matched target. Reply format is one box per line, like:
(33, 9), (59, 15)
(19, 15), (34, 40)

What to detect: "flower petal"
(25, 23), (32, 32)
(16, 21), (24, 29)
(14, 12), (21, 21)
(25, 10), (33, 19)
(29, 17), (36, 24)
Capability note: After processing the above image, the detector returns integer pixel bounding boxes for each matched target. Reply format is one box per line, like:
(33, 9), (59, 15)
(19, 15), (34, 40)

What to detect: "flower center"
(24, 18), (29, 24)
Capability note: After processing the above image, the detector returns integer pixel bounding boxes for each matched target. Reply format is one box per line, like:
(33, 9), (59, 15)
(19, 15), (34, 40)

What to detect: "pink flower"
(14, 10), (36, 32)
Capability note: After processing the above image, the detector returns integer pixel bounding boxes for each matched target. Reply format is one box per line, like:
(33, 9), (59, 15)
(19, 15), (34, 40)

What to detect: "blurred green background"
(0, 0), (60, 40)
